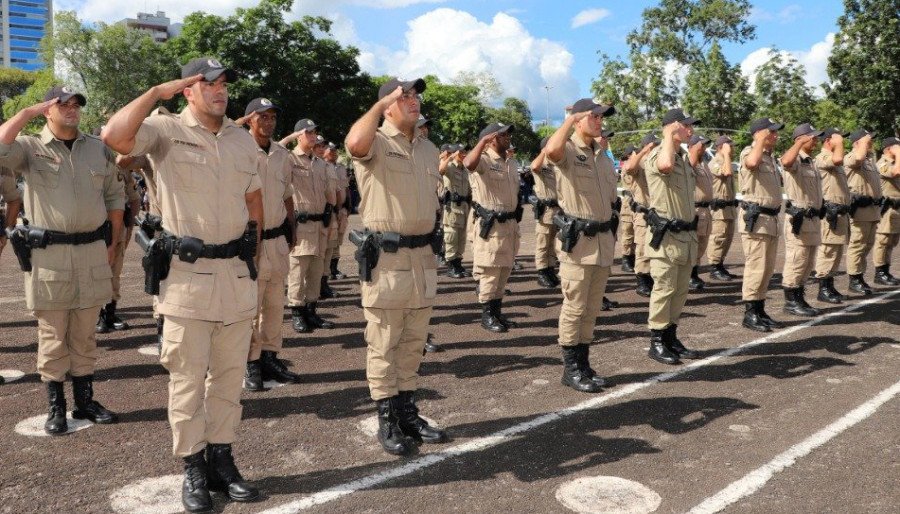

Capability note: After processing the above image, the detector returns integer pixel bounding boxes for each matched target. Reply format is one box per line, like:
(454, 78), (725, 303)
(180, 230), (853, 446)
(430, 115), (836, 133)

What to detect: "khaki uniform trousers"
(335, 209), (349, 259)
(558, 263), (610, 345)
(874, 233), (899, 266)
(474, 266), (511, 303)
(161, 316), (251, 458)
(696, 233), (710, 267)
(534, 221), (558, 270)
(322, 238), (340, 278)
(847, 220), (877, 275)
(741, 234), (778, 301)
(34, 307), (102, 382)
(648, 242), (697, 330)
(110, 226), (133, 301)
(815, 243), (845, 278)
(443, 224), (467, 261)
(620, 218), (635, 256)
(707, 220), (735, 265)
(364, 307), (431, 400)
(287, 254), (323, 306)
(782, 233), (817, 288)
(634, 222), (651, 274)
(248, 272), (287, 362)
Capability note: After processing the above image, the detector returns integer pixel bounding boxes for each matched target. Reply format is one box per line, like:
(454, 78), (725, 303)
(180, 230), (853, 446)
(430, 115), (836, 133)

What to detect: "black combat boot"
(445, 258), (465, 278)
(259, 350), (302, 384)
(492, 298), (516, 329)
(536, 267), (556, 287)
(689, 265), (705, 291)
(817, 276), (843, 304)
(291, 306), (312, 333)
(783, 287), (819, 317)
(848, 274), (873, 295)
(105, 301), (129, 330)
(742, 301), (771, 332)
(44, 381), (67, 435)
(71, 375), (117, 424)
(423, 333), (441, 353)
(798, 286), (821, 315)
(397, 390), (448, 443)
(376, 397), (415, 456)
(664, 324), (700, 359)
(601, 296), (618, 311)
(874, 265), (900, 286)
(206, 444), (260, 502)
(621, 254), (635, 273)
(710, 262), (736, 281)
(635, 273), (653, 297)
(243, 360), (267, 392)
(648, 329), (681, 364)
(156, 316), (165, 354)
(319, 275), (337, 299)
(305, 302), (335, 329)
(480, 302), (506, 333)
(181, 451), (213, 513)
(95, 307), (110, 334)
(560, 345), (603, 392)
(330, 257), (346, 279)
(574, 344), (606, 387)
(757, 300), (783, 329)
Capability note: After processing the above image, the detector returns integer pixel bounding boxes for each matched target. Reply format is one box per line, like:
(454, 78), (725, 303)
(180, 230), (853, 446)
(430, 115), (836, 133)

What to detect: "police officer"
(814, 128), (851, 303)
(543, 99), (617, 392)
(103, 57), (263, 511)
(235, 98), (300, 390)
(345, 77), (448, 456)
(283, 118), (336, 332)
(622, 133), (658, 297)
(687, 134), (713, 291)
(441, 143), (473, 278)
(528, 137), (561, 287)
(617, 145), (636, 272)
(739, 118), (786, 332)
(844, 129), (882, 295)
(643, 108), (701, 364)
(707, 136), (739, 281)
(595, 130), (622, 311)
(316, 136), (342, 299)
(0, 87), (123, 434)
(325, 142), (351, 280)
(0, 165), (23, 260)
(874, 137), (900, 285)
(780, 123), (825, 316)
(464, 122), (521, 333)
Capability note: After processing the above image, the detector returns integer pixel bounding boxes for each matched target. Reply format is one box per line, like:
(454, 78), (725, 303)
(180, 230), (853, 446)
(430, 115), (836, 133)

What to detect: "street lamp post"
(544, 85), (553, 127)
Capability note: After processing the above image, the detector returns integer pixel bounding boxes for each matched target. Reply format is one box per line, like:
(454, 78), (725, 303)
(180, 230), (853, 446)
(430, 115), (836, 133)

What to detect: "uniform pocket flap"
(37, 268), (72, 281)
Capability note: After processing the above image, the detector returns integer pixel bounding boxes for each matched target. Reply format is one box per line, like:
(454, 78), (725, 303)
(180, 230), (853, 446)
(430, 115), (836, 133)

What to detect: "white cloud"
(740, 33), (835, 96)
(358, 8), (579, 123)
(571, 8), (611, 29)
(749, 4), (801, 24)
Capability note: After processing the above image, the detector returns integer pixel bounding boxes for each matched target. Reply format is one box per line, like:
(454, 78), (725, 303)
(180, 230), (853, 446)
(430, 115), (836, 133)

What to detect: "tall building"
(119, 11), (180, 43)
(1, 0), (52, 71)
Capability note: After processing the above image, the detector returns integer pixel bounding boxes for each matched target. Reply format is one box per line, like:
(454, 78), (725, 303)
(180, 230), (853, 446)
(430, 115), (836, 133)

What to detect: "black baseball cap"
(314, 135), (326, 146)
(416, 115), (432, 128)
(44, 86), (86, 106)
(294, 118), (317, 132)
(662, 108), (700, 126)
(792, 123), (824, 139)
(849, 129), (874, 143)
(882, 137), (900, 150)
(452, 144), (466, 153)
(570, 98), (616, 117)
(749, 117), (785, 135)
(479, 122), (515, 140)
(601, 129), (615, 138)
(688, 135), (711, 146)
(440, 143), (451, 152)
(244, 97), (280, 116)
(619, 144), (636, 160)
(640, 133), (661, 146)
(820, 128), (850, 139)
(714, 135), (734, 148)
(378, 77), (426, 100)
(181, 57), (238, 82)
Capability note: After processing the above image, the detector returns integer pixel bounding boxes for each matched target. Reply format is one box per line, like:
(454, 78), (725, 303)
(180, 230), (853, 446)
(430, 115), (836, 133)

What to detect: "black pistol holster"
(349, 229), (381, 282)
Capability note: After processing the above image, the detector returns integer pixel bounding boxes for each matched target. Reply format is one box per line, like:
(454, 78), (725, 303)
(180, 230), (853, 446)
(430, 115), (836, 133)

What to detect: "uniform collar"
(571, 132), (596, 153)
(180, 106), (235, 134)
(40, 124), (84, 145)
(486, 147), (503, 161)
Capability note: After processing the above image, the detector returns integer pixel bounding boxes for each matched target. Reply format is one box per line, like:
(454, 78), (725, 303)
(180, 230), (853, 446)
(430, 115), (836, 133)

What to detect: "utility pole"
(543, 85), (553, 127)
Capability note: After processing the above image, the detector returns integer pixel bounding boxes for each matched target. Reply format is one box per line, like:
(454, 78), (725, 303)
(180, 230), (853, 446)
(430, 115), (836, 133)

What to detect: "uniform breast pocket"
(385, 159), (413, 193)
(28, 161), (61, 189)
(171, 151), (209, 191)
(575, 167), (598, 191)
(801, 168), (819, 192)
(89, 169), (110, 190)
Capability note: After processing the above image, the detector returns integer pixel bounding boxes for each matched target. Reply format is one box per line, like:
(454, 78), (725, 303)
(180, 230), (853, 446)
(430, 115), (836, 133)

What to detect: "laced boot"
(574, 344), (606, 387)
(874, 265), (900, 286)
(206, 443), (260, 502)
(664, 324), (700, 359)
(259, 350), (302, 383)
(305, 302), (335, 329)
(560, 345), (602, 392)
(601, 296), (618, 311)
(376, 397), (415, 456)
(492, 298), (517, 328)
(319, 276), (336, 299)
(742, 301), (770, 332)
(71, 375), (117, 424)
(621, 254), (635, 272)
(330, 257), (346, 280)
(635, 273), (653, 297)
(181, 451), (213, 513)
(536, 267), (556, 287)
(848, 274), (873, 295)
(105, 301), (129, 330)
(783, 287), (818, 317)
(480, 302), (506, 333)
(95, 306), (111, 334)
(44, 381), (67, 435)
(648, 329), (680, 364)
(243, 360), (267, 391)
(798, 286), (821, 315)
(397, 390), (448, 443)
(757, 300), (783, 329)
(689, 265), (705, 291)
(291, 306), (312, 333)
(817, 276), (843, 304)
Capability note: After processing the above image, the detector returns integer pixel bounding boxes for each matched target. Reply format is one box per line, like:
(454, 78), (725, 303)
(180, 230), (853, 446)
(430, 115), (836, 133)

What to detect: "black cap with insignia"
(181, 57), (238, 82)
(244, 97), (280, 116)
(479, 122), (515, 140)
(294, 118), (317, 132)
(378, 77), (426, 100)
(749, 117), (785, 135)
(44, 86), (86, 106)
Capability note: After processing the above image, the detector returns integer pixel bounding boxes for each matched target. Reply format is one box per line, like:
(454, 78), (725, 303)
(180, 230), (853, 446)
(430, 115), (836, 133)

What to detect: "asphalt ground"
(0, 213), (898, 514)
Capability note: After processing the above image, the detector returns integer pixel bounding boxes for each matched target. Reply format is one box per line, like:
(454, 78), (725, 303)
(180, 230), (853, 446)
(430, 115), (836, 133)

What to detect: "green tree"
(827, 0), (900, 136)
(627, 0), (757, 65)
(452, 71), (503, 106)
(682, 41), (755, 132)
(487, 97), (540, 158)
(813, 97), (859, 132)
(2, 69), (59, 133)
(753, 49), (816, 152)
(0, 67), (40, 106)
(419, 75), (487, 148)
(167, 0), (375, 143)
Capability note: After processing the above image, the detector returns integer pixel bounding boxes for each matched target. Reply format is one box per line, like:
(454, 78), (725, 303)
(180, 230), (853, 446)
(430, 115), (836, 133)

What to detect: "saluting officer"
(103, 57), (263, 511)
(440, 143), (473, 278)
(528, 137), (561, 287)
(0, 87), (124, 434)
(621, 133), (659, 297)
(687, 134), (713, 291)
(464, 122), (522, 333)
(345, 77), (448, 456)
(315, 136), (342, 300)
(617, 145), (636, 273)
(780, 123), (825, 316)
(844, 129), (882, 295)
(874, 137), (900, 285)
(739, 118), (786, 332)
(643, 109), (701, 365)
(707, 136), (739, 281)
(813, 128), (851, 303)
(325, 142), (351, 280)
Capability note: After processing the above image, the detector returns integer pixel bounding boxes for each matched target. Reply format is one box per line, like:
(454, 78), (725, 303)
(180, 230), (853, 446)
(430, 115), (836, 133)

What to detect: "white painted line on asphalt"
(137, 345), (159, 357)
(109, 474), (182, 514)
(688, 377), (900, 514)
(0, 369), (25, 383)
(260, 289), (900, 514)
(556, 476), (662, 514)
(14, 412), (93, 437)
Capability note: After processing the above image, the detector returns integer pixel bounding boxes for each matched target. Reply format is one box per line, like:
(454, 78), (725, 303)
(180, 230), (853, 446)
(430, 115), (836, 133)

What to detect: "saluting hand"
(377, 86), (404, 109)
(753, 128), (770, 143)
(153, 74), (203, 101)
(23, 98), (60, 119)
(234, 112), (258, 127)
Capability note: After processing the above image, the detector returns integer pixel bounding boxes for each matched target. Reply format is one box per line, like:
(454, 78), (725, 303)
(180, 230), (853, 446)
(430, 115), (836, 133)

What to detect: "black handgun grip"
(790, 212), (804, 235)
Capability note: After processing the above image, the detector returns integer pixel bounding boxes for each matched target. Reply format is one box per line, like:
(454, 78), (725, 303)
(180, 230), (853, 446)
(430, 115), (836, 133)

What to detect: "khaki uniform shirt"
(0, 126), (124, 310)
(532, 164), (559, 226)
(709, 153), (736, 220)
(877, 154), (900, 234)
(694, 158), (714, 236)
(783, 152), (823, 245)
(0, 165), (21, 203)
(257, 141), (294, 280)
(471, 146), (520, 267)
(129, 107), (262, 324)
(129, 156), (161, 216)
(351, 119), (440, 310)
(645, 146), (698, 260)
(442, 160), (471, 228)
(844, 152), (883, 223)
(739, 145), (782, 236)
(290, 149), (333, 257)
(550, 133), (615, 267)
(624, 159), (650, 227)
(815, 149), (851, 242)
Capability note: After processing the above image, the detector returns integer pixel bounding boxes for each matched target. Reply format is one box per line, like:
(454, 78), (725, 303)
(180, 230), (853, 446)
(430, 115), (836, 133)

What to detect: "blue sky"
(62, 0), (844, 120)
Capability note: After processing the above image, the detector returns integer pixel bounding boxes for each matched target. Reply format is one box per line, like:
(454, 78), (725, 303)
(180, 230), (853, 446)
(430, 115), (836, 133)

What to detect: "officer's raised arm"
(0, 98), (59, 167)
(544, 111), (588, 164)
(345, 86), (404, 158)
